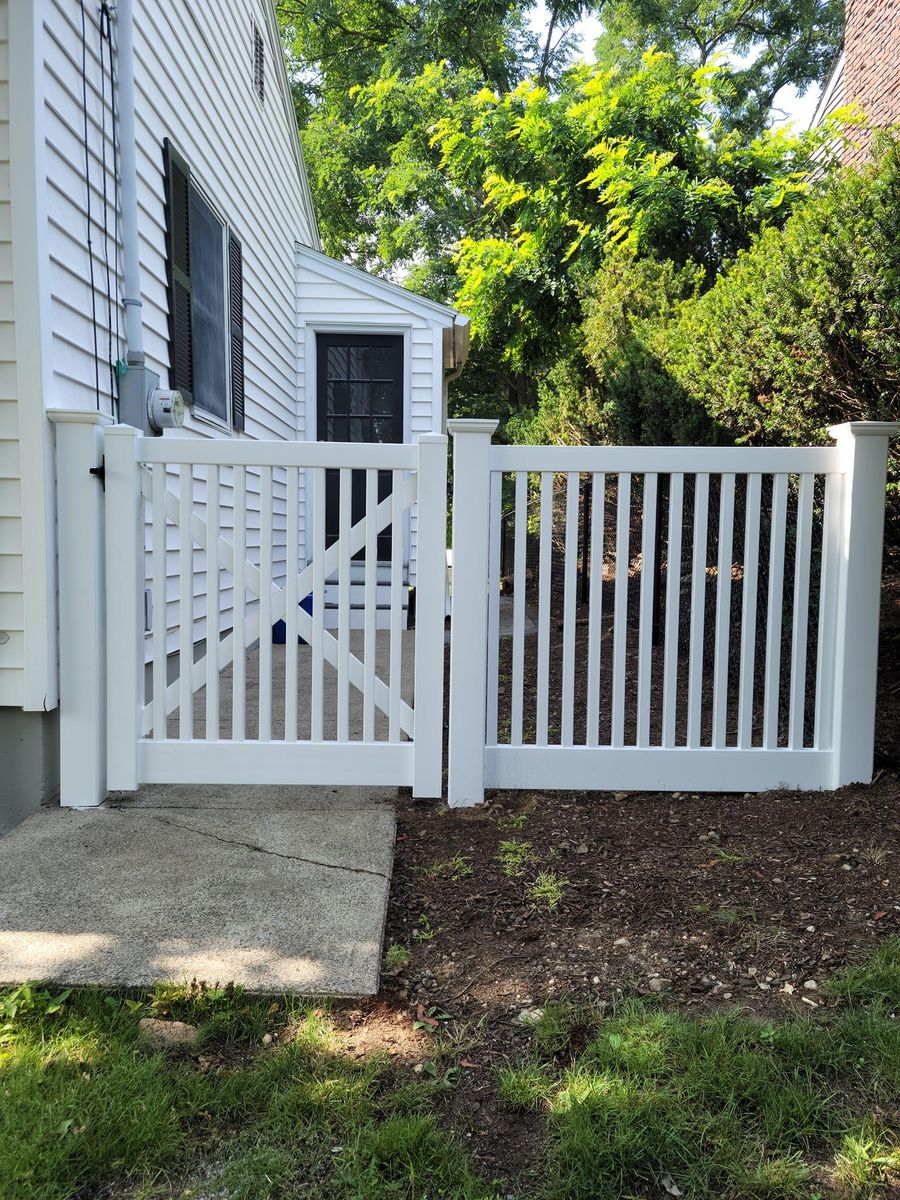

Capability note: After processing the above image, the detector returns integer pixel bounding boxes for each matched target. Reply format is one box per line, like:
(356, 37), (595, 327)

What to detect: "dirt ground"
(328, 572), (900, 1182)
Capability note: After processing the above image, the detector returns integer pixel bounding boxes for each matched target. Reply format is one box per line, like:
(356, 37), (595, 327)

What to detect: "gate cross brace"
(138, 469), (418, 739)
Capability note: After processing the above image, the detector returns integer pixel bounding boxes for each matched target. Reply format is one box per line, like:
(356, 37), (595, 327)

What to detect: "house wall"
(296, 250), (448, 588)
(843, 0), (900, 160)
(1, 0), (320, 710)
(0, 0), (20, 708)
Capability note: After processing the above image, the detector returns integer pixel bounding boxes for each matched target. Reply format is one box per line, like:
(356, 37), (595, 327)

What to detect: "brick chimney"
(843, 0), (900, 160)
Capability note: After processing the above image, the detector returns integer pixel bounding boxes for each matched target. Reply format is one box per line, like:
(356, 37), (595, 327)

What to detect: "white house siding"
(296, 249), (449, 589)
(36, 0), (318, 663)
(0, 0), (21, 705)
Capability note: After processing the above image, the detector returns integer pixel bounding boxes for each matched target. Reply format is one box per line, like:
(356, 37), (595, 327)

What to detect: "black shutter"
(229, 232), (245, 432)
(163, 139), (193, 403)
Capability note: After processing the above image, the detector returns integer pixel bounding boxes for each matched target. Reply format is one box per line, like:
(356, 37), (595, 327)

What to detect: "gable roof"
(297, 244), (464, 326)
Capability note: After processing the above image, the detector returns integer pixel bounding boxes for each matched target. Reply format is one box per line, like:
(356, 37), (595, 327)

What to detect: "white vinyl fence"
(52, 413), (895, 809)
(446, 419), (898, 806)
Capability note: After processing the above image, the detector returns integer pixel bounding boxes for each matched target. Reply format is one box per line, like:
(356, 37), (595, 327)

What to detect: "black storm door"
(316, 333), (404, 558)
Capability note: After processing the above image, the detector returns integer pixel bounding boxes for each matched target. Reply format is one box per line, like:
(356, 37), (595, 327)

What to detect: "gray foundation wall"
(0, 709), (59, 834)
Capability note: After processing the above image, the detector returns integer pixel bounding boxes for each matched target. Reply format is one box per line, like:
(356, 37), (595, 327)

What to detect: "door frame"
(303, 322), (413, 572)
(304, 322), (413, 445)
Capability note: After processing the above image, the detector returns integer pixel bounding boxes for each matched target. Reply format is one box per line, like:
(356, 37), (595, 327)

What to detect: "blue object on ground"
(272, 593), (314, 644)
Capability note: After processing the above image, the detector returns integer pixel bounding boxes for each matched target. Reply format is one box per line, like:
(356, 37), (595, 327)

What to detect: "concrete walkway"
(0, 635), (412, 996)
(0, 785), (395, 995)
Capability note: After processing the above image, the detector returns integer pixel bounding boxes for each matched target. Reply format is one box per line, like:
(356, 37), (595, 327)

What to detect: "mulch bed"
(327, 570), (900, 1183)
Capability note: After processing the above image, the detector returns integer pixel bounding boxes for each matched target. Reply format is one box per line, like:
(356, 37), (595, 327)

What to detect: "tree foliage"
(277, 0), (848, 431)
(578, 138), (900, 456)
(297, 49), (821, 410)
(594, 0), (844, 131)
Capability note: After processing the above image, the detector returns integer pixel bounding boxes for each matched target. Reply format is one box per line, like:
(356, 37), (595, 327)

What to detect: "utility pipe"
(115, 0), (144, 362)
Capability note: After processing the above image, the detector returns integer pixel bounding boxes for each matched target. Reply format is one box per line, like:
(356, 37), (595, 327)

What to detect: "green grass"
(825, 938), (900, 1007)
(2, 942), (900, 1199)
(0, 983), (492, 1200)
(496, 977), (900, 1200)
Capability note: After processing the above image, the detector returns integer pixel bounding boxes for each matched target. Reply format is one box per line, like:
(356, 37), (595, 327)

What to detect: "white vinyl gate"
(51, 415), (896, 808)
(102, 429), (448, 797)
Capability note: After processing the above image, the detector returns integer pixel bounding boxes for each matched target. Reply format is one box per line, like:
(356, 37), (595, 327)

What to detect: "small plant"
(384, 943), (410, 972)
(0, 983), (71, 1041)
(420, 854), (473, 881)
(706, 845), (750, 866)
(496, 838), (534, 877)
(529, 870), (569, 910)
(713, 907), (752, 926)
(413, 913), (441, 941)
(497, 812), (528, 832)
(413, 1004), (454, 1032)
(833, 1128), (900, 1197)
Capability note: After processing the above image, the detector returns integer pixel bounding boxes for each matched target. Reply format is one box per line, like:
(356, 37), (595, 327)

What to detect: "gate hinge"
(90, 459), (106, 490)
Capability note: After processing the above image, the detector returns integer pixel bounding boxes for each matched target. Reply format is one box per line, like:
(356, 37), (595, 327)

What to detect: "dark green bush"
(568, 136), (900, 532)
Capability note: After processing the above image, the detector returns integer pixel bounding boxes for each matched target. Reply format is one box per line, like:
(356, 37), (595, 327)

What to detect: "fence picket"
(712, 472), (735, 748)
(612, 472), (632, 747)
(337, 468), (352, 743)
(536, 472), (553, 746)
(510, 472), (527, 746)
(232, 467), (246, 742)
(561, 472), (580, 746)
(789, 473), (814, 749)
(687, 473), (710, 748)
(486, 472), (502, 745)
(661, 472), (683, 748)
(763, 473), (789, 748)
(284, 466), (300, 742)
(258, 466), (274, 742)
(585, 472), (605, 748)
(311, 467), (326, 743)
(814, 473), (841, 749)
(388, 470), (403, 744)
(363, 469), (378, 742)
(151, 465), (167, 741)
(637, 473), (658, 747)
(737, 474), (762, 749)
(178, 465), (193, 741)
(205, 465), (220, 741)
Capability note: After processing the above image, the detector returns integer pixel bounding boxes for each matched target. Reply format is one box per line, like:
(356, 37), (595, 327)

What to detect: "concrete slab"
(0, 787), (395, 996)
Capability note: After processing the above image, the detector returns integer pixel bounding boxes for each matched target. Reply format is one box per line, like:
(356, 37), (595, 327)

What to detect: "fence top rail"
(489, 444), (841, 474)
(130, 437), (420, 471)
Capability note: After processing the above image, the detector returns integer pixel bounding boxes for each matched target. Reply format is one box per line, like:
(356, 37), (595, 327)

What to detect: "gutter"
(441, 315), (471, 429)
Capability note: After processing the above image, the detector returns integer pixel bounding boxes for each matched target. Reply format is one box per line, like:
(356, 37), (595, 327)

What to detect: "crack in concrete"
(141, 812), (391, 880)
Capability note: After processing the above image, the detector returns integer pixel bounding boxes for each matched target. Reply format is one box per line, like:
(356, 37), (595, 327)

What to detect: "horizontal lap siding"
(41, 0), (317, 661)
(296, 259), (446, 585)
(0, 0), (21, 705)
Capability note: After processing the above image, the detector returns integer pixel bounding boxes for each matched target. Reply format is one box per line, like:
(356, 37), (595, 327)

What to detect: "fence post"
(48, 410), (114, 807)
(830, 421), (900, 787)
(447, 418), (499, 807)
(105, 424), (144, 792)
(413, 433), (449, 798)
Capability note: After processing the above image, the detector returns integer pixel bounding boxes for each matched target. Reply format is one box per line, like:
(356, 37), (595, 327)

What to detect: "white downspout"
(115, 0), (144, 363)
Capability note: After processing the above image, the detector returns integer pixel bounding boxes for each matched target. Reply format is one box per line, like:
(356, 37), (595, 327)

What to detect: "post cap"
(828, 421), (900, 439)
(447, 418), (500, 436)
(47, 409), (115, 426)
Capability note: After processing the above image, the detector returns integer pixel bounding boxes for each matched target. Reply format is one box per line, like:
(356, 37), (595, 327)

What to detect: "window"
(253, 22), (265, 103)
(163, 140), (244, 431)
